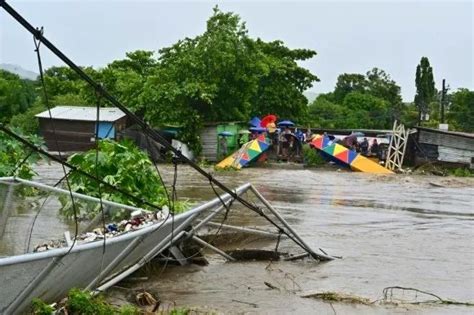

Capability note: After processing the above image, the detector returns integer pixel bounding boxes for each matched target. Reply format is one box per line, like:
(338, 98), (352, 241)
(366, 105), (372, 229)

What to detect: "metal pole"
(188, 234), (236, 261)
(13, 177), (149, 214)
(190, 186), (249, 232)
(203, 221), (281, 238)
(0, 183), (15, 239)
(95, 230), (186, 292)
(5, 257), (60, 314)
(85, 235), (144, 290)
(249, 185), (333, 261)
(94, 184), (250, 292)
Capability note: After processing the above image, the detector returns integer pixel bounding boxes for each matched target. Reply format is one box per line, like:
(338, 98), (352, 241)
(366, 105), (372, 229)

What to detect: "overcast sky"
(1, 0), (472, 101)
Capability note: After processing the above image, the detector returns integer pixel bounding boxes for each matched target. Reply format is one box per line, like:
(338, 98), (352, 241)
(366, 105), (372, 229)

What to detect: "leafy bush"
(9, 101), (45, 134)
(60, 139), (188, 220)
(451, 167), (474, 177)
(31, 298), (54, 315)
(0, 129), (44, 179)
(32, 289), (140, 315)
(67, 289), (116, 315)
(302, 144), (326, 167)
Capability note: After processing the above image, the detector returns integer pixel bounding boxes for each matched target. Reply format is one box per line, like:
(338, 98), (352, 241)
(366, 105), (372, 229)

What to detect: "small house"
(36, 106), (127, 152)
(413, 127), (474, 169)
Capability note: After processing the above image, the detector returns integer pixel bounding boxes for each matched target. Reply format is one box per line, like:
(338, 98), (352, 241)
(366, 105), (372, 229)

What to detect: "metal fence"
(0, 177), (251, 314)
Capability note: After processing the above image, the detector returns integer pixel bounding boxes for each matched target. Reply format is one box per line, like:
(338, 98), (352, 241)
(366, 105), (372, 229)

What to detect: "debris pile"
(33, 207), (169, 253)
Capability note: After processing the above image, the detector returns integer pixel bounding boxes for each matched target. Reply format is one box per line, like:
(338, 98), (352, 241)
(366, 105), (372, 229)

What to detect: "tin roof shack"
(36, 106), (127, 152)
(415, 127), (474, 169)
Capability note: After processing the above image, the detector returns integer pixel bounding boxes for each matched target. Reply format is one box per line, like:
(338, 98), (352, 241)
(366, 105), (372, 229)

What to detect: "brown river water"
(2, 162), (474, 314)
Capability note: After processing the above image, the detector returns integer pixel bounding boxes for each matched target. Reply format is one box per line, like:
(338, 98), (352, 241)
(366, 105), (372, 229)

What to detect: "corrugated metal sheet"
(36, 106), (125, 122)
(201, 126), (218, 162)
(418, 128), (474, 151)
(438, 146), (473, 164)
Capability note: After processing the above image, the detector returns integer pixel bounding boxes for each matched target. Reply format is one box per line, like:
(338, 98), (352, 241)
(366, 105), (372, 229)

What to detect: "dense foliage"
(0, 70), (37, 123)
(308, 68), (402, 129)
(0, 130), (44, 179)
(60, 139), (188, 220)
(302, 144), (326, 167)
(448, 89), (474, 132)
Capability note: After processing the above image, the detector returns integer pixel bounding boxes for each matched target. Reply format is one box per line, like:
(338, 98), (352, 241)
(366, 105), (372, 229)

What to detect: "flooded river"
(2, 162), (474, 314)
(114, 164), (473, 314)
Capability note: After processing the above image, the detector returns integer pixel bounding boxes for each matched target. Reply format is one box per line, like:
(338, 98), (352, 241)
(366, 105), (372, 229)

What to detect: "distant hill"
(0, 63), (38, 80)
(304, 90), (319, 103)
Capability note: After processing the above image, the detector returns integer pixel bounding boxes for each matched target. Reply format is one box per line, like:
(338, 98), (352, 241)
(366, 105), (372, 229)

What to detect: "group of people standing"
(341, 134), (382, 159)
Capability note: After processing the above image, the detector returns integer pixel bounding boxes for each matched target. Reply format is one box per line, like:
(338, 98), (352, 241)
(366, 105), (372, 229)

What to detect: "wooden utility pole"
(440, 79), (448, 123)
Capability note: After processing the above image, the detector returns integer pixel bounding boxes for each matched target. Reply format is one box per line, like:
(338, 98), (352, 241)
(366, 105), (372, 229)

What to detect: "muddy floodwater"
(4, 162), (474, 314)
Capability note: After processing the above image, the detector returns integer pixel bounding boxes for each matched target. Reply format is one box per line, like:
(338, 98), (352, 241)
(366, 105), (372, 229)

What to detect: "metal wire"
(33, 35), (79, 256)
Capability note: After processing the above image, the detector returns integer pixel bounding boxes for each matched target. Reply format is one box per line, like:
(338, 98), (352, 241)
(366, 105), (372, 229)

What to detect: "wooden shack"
(36, 106), (127, 152)
(414, 127), (474, 168)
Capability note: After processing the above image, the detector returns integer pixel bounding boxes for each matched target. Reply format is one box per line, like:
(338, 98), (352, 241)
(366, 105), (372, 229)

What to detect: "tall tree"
(342, 92), (390, 129)
(308, 93), (347, 128)
(251, 39), (318, 120)
(448, 89), (474, 132)
(414, 57), (435, 124)
(138, 7), (319, 152)
(333, 73), (367, 103)
(366, 68), (403, 122)
(0, 70), (37, 123)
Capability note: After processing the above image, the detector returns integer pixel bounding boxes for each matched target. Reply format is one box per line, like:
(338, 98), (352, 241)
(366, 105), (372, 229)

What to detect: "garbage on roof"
(33, 207), (169, 252)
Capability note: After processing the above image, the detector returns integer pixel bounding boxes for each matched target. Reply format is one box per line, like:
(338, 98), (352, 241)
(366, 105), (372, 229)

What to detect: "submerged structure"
(216, 134), (271, 169)
(0, 1), (334, 313)
(310, 134), (394, 174)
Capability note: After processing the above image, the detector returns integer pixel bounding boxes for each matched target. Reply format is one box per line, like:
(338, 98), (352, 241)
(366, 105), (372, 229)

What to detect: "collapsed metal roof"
(35, 106), (126, 122)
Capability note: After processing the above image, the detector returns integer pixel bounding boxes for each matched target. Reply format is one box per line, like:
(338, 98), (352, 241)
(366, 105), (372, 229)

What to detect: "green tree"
(366, 68), (403, 122)
(0, 70), (37, 123)
(309, 67), (404, 129)
(43, 66), (98, 105)
(100, 50), (158, 111)
(333, 73), (367, 103)
(251, 39), (318, 120)
(414, 57), (435, 124)
(308, 93), (347, 128)
(343, 92), (390, 129)
(138, 7), (319, 153)
(448, 89), (474, 132)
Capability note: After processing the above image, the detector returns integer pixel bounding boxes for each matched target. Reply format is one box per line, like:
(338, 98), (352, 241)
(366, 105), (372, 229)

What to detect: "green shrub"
(169, 308), (190, 315)
(118, 304), (140, 315)
(59, 139), (188, 220)
(67, 288), (115, 315)
(0, 128), (44, 179)
(451, 167), (474, 177)
(302, 144), (326, 167)
(32, 289), (140, 315)
(31, 298), (54, 315)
